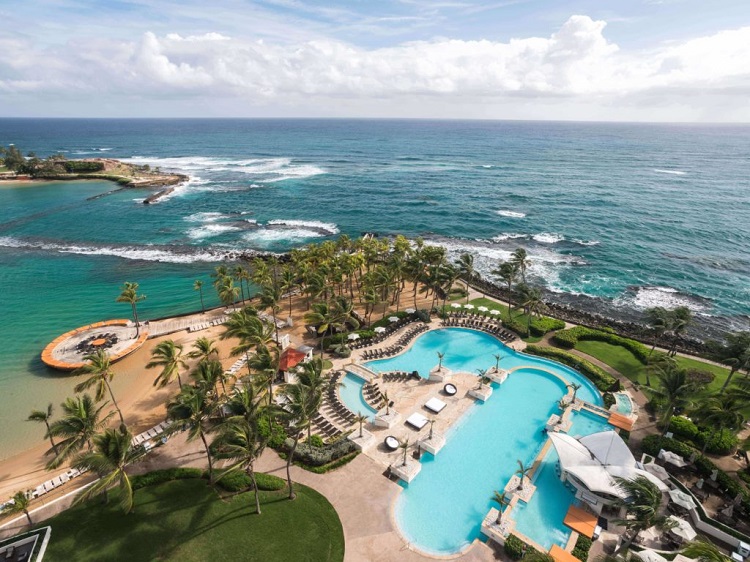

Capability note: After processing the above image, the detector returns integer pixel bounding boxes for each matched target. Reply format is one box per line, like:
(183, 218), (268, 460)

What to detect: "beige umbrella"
(667, 517), (697, 542)
(669, 489), (697, 511)
(644, 463), (670, 481)
(635, 550), (669, 562)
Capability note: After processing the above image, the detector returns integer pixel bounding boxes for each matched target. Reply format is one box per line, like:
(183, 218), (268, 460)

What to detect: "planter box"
(429, 366), (453, 381)
(481, 508), (514, 545)
(373, 410), (401, 428)
(347, 428), (376, 451)
(390, 461), (422, 483)
(488, 368), (509, 384)
(418, 432), (446, 455)
(469, 385), (493, 402)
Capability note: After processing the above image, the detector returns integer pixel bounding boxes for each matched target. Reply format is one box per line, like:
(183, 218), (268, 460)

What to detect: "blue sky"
(2, 0), (750, 120)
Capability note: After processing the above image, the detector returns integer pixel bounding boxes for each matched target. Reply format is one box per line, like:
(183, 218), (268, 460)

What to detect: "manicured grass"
(574, 340), (731, 394)
(40, 479), (344, 562)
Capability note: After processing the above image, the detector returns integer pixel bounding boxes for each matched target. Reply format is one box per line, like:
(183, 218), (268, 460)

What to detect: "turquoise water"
(511, 410), (612, 550)
(614, 392), (634, 415)
(366, 329), (601, 406)
(1, 118), (749, 459)
(339, 373), (377, 421)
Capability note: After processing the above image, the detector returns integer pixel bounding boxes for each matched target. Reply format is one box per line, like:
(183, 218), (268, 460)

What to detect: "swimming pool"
(375, 328), (605, 555)
(613, 392), (634, 415)
(366, 328), (602, 406)
(339, 373), (378, 421)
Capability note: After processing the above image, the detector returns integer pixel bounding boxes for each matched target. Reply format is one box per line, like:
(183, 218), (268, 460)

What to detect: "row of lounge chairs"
(361, 345), (403, 360)
(225, 358), (246, 376)
(131, 420), (170, 448)
(380, 371), (420, 383)
(363, 382), (386, 409)
(30, 466), (90, 499)
(348, 317), (419, 349)
(187, 317), (226, 333)
(442, 316), (516, 342)
(322, 372), (357, 426)
(311, 414), (343, 440)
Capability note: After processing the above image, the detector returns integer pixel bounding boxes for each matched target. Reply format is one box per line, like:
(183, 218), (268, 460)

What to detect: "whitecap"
(617, 286), (708, 312)
(481, 165), (494, 169)
(491, 233), (527, 242)
(185, 212), (229, 223)
(266, 220), (339, 235)
(654, 169), (686, 176)
(242, 228), (328, 247)
(532, 233), (565, 244)
(186, 224), (241, 240)
(572, 239), (600, 246)
(496, 210), (526, 219)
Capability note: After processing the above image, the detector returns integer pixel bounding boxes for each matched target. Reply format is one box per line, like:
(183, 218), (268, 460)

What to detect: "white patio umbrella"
(451, 303), (462, 309)
(405, 307), (416, 314)
(347, 333), (360, 341)
(489, 309), (501, 316)
(477, 306), (489, 312)
(667, 517), (697, 542)
(660, 449), (688, 467)
(374, 326), (387, 334)
(634, 550), (668, 562)
(463, 304), (475, 310)
(644, 463), (670, 481)
(669, 489), (697, 511)
(388, 316), (400, 323)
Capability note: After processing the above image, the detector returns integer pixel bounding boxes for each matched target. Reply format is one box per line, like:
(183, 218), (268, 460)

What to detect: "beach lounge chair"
(384, 436), (399, 451)
(425, 397), (447, 414)
(405, 412), (428, 430)
(443, 383), (458, 396)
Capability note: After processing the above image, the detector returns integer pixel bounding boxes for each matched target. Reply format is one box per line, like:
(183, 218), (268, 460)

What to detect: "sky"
(1, 0), (750, 121)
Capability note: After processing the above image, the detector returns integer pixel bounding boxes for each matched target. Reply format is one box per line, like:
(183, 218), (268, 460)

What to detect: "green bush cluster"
(603, 393), (616, 409)
(216, 471), (286, 492)
(64, 161), (105, 173)
(685, 368), (716, 386)
(572, 535), (592, 562)
(130, 468), (203, 490)
(552, 326), (651, 362)
(309, 434), (324, 448)
(641, 435), (750, 511)
(259, 417), (288, 449)
(667, 416), (738, 455)
(529, 317), (566, 336)
(302, 452), (359, 474)
(524, 345), (617, 391)
(284, 438), (357, 467)
(503, 317), (530, 337)
(504, 535), (526, 560)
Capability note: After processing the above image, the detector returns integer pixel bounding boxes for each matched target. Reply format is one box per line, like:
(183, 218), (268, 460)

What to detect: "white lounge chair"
(406, 412), (428, 430)
(425, 397), (446, 414)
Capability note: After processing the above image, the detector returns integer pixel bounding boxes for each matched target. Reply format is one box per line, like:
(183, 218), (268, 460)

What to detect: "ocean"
(0, 118), (748, 459)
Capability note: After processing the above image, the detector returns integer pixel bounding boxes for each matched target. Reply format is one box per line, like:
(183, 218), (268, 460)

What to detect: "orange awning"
(563, 505), (597, 538)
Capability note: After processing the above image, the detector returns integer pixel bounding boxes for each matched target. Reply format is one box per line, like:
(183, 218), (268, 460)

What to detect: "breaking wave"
(496, 210), (526, 218)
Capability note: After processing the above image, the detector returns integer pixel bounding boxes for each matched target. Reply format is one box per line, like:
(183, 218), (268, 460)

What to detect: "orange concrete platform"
(563, 505), (597, 538)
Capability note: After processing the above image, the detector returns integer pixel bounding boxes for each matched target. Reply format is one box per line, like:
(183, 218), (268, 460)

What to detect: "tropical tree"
(456, 253), (475, 303)
(493, 353), (502, 371)
(187, 336), (219, 364)
(279, 382), (317, 499)
(233, 265), (248, 304)
(668, 306), (693, 356)
(246, 344), (279, 404)
(192, 358), (230, 398)
(510, 248), (531, 283)
(612, 476), (669, 553)
(213, 418), (266, 514)
(74, 349), (126, 429)
(280, 265), (299, 317)
(217, 277), (240, 310)
(437, 351), (445, 371)
(46, 394), (114, 469)
(692, 395), (745, 454)
(72, 428), (139, 513)
(146, 340), (187, 390)
(709, 331), (750, 394)
(354, 411), (368, 438)
(28, 403), (57, 456)
(166, 386), (217, 484)
(647, 363), (697, 430)
(490, 490), (511, 524)
(116, 281), (146, 336)
(645, 307), (670, 356)
(515, 459), (532, 490)
(493, 261), (518, 315)
(193, 279), (206, 314)
(399, 438), (410, 466)
(567, 383), (582, 402)
(682, 540), (732, 562)
(260, 282), (283, 342)
(222, 309), (274, 373)
(516, 284), (547, 334)
(1, 491), (33, 526)
(304, 301), (345, 356)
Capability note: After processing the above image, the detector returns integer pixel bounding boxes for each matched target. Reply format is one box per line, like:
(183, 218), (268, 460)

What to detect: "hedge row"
(667, 416), (739, 456)
(64, 161), (105, 173)
(552, 326), (651, 363)
(130, 467), (204, 490)
(504, 534), (526, 560)
(501, 316), (565, 338)
(215, 471), (286, 493)
(572, 535), (592, 562)
(641, 435), (750, 515)
(524, 345), (617, 391)
(282, 437), (357, 467)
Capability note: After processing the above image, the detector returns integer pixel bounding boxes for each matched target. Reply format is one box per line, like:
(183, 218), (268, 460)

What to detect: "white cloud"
(3, 15), (750, 120)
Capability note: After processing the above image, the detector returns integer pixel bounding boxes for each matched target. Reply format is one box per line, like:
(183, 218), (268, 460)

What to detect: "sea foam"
(496, 210), (526, 218)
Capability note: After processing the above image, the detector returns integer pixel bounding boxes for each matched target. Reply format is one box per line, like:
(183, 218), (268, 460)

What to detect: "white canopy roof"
(550, 431), (669, 499)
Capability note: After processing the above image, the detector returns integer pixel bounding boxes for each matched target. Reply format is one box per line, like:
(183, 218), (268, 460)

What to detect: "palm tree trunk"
(248, 466), (261, 514)
(104, 378), (126, 429)
(720, 367), (737, 394)
(199, 429), (214, 484)
(286, 432), (300, 500)
(44, 421), (59, 456)
(132, 303), (140, 336)
(176, 372), (183, 390)
(24, 510), (32, 526)
(199, 288), (205, 314)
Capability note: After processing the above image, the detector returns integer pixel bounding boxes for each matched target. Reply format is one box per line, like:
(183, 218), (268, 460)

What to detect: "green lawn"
(575, 340), (731, 394)
(40, 479), (344, 562)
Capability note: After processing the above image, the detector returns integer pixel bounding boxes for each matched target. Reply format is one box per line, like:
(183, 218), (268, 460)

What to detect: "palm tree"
(490, 490), (511, 524)
(233, 265), (248, 304)
(516, 284), (547, 334)
(74, 349), (126, 429)
(399, 438), (410, 466)
(648, 363), (697, 430)
(28, 403), (57, 456)
(279, 382), (317, 499)
(515, 459), (532, 490)
(146, 340), (187, 390)
(682, 540), (732, 562)
(612, 475), (669, 553)
(693, 395), (745, 454)
(187, 337), (219, 364)
(437, 352), (445, 371)
(222, 309), (274, 373)
(456, 253), (475, 303)
(304, 301), (345, 357)
(193, 279), (206, 314)
(166, 386), (217, 484)
(246, 344), (280, 407)
(510, 248), (531, 283)
(354, 411), (368, 438)
(213, 418), (266, 514)
(493, 354), (502, 371)
(567, 383), (582, 402)
(217, 277), (240, 310)
(46, 394), (114, 469)
(260, 282), (283, 342)
(493, 261), (518, 316)
(280, 265), (298, 317)
(1, 491), (33, 526)
(116, 281), (146, 336)
(192, 358), (229, 398)
(646, 307), (669, 356)
(710, 331), (750, 394)
(72, 428), (139, 513)
(668, 306), (693, 357)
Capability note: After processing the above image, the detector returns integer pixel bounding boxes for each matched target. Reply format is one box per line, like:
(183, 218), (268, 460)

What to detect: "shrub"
(603, 393), (616, 409)
(283, 438), (357, 467)
(552, 327), (651, 363)
(259, 417), (287, 449)
(300, 452), (360, 474)
(524, 345), (617, 391)
(529, 317), (565, 336)
(572, 535), (592, 562)
(701, 430), (738, 456)
(131, 468), (203, 490)
(686, 368), (716, 386)
(309, 434), (324, 448)
(504, 535), (526, 560)
(216, 471), (286, 492)
(669, 416), (700, 441)
(503, 317), (529, 338)
(416, 309), (430, 322)
(64, 160), (105, 173)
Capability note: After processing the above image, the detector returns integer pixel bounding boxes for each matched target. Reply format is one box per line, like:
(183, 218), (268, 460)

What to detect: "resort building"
(549, 431), (669, 514)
